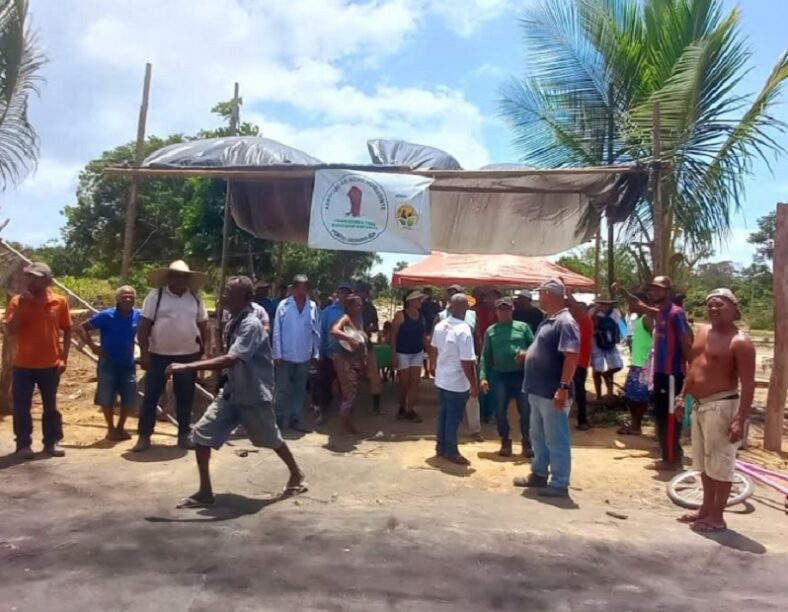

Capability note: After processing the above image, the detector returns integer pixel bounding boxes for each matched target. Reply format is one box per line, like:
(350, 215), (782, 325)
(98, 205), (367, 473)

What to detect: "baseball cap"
(495, 296), (514, 309)
(446, 284), (464, 293)
(405, 290), (425, 302)
(23, 262), (53, 279)
(337, 281), (354, 292)
(650, 275), (673, 290)
(292, 274), (309, 284)
(706, 288), (739, 305)
(253, 280), (271, 289)
(515, 290), (533, 300)
(536, 278), (565, 297)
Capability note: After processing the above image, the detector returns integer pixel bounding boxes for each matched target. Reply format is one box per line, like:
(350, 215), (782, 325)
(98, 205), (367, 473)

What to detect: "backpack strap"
(151, 287), (164, 325)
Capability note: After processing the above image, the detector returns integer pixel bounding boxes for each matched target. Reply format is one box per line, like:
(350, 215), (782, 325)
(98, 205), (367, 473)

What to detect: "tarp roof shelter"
(392, 251), (596, 291)
(105, 136), (648, 258)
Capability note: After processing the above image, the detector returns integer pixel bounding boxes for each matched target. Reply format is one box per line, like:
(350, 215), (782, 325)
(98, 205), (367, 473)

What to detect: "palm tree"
(500, 0), (788, 278)
(0, 0), (45, 192)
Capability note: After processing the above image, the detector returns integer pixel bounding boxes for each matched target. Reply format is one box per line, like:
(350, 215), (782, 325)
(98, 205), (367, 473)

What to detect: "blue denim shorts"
(94, 358), (138, 408)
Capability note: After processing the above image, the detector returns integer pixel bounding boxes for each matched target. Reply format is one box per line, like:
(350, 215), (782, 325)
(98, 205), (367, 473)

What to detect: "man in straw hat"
(77, 285), (140, 441)
(166, 276), (307, 508)
(513, 278), (580, 497)
(133, 260), (209, 452)
(4, 262), (72, 459)
(674, 288), (755, 532)
(613, 276), (693, 469)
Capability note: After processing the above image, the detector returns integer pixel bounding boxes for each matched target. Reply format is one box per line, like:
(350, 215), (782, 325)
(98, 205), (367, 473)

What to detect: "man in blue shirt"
(316, 281), (353, 423)
(514, 278), (580, 498)
(253, 280), (277, 322)
(77, 286), (140, 441)
(272, 274), (321, 432)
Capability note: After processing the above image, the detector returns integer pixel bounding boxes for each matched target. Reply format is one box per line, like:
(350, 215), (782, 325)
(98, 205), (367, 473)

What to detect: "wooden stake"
(217, 83), (241, 338)
(120, 63), (152, 284)
(764, 202), (787, 451)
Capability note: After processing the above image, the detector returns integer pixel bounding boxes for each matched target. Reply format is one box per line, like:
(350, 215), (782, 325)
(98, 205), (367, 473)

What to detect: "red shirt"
(577, 313), (593, 368)
(474, 305), (497, 345)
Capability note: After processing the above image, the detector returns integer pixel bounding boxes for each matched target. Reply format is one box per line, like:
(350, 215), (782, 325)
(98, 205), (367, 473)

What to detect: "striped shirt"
(653, 304), (690, 376)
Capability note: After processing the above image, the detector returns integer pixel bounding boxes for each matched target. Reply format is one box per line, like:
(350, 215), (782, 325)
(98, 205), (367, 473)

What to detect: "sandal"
(177, 494), (215, 509)
(617, 424), (642, 436)
(282, 483), (309, 497)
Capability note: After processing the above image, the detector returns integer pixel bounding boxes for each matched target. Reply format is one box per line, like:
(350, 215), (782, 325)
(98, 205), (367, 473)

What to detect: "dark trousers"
(12, 367), (62, 450)
(653, 372), (685, 462)
(316, 357), (336, 410)
(138, 352), (199, 437)
(574, 366), (588, 426)
(491, 370), (530, 443)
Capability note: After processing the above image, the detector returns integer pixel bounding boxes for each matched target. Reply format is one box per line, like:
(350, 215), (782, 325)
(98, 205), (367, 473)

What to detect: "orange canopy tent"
(392, 251), (595, 291)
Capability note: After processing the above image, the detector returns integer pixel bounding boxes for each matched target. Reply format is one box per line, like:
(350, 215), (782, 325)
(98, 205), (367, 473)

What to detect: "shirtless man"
(673, 288), (755, 532)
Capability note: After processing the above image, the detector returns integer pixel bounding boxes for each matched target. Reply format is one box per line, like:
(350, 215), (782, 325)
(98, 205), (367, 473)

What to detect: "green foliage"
(0, 0), (46, 190)
(275, 244), (381, 293)
(557, 241), (643, 291)
(55, 276), (116, 308)
(500, 0), (788, 272)
(747, 211), (776, 263)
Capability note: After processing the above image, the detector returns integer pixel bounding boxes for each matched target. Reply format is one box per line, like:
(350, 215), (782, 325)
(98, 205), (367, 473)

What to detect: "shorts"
(691, 392), (739, 482)
(192, 397), (283, 450)
(396, 352), (424, 370)
(591, 345), (623, 372)
(624, 366), (650, 403)
(94, 358), (137, 408)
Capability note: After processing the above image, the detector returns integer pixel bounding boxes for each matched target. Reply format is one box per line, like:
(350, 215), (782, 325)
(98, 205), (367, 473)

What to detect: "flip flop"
(282, 483), (309, 497)
(177, 495), (215, 509)
(677, 513), (703, 524)
(690, 520), (727, 533)
(616, 425), (642, 436)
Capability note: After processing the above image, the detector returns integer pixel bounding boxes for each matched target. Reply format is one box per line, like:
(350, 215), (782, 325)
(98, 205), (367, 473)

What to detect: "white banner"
(308, 169), (433, 254)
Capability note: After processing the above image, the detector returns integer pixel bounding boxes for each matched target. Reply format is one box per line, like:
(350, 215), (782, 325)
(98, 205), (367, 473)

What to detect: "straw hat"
(149, 260), (207, 289)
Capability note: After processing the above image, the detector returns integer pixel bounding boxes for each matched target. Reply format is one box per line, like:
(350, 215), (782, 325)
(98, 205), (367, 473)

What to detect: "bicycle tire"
(667, 470), (754, 509)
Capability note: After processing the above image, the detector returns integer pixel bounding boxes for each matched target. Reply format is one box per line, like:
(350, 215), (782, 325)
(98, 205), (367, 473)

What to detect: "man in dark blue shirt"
(514, 278), (580, 497)
(78, 286), (140, 441)
(253, 280), (277, 322)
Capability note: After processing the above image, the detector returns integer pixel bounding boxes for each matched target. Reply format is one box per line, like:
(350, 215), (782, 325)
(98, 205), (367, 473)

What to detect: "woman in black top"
(391, 290), (428, 422)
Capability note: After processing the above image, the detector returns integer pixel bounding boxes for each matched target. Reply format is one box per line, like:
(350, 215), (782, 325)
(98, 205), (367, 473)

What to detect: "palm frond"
(0, 0), (46, 190)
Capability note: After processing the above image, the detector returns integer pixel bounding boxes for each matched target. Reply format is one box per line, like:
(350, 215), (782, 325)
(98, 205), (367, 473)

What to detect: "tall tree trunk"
(764, 203), (787, 451)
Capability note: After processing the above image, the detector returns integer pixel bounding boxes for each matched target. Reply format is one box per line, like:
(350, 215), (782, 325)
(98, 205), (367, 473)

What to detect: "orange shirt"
(4, 291), (71, 368)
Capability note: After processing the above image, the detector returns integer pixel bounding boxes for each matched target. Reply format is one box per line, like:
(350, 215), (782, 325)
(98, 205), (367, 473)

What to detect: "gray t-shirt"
(224, 309), (275, 406)
(523, 308), (580, 400)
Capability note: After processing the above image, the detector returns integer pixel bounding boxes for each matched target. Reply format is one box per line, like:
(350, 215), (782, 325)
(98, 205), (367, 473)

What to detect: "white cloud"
(420, 0), (513, 36)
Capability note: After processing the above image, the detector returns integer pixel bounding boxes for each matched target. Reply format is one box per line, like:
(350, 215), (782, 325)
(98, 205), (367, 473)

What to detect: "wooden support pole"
(651, 102), (664, 277)
(120, 63), (152, 284)
(606, 211), (615, 297)
(593, 228), (602, 298)
(764, 202), (787, 451)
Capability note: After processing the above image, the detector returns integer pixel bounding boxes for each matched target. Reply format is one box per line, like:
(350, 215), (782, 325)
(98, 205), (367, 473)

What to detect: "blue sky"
(1, 0), (785, 278)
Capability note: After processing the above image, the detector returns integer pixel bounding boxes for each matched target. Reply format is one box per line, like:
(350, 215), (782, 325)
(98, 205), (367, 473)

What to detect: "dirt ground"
(1, 347), (787, 610)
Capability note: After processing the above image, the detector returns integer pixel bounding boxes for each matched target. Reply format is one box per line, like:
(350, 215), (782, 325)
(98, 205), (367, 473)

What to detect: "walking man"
(514, 278), (580, 497)
(167, 276), (307, 507)
(135, 260), (209, 452)
(431, 293), (478, 466)
(78, 285), (140, 441)
(676, 289), (755, 532)
(4, 262), (71, 458)
(614, 277), (693, 468)
(479, 297), (534, 458)
(272, 274), (320, 432)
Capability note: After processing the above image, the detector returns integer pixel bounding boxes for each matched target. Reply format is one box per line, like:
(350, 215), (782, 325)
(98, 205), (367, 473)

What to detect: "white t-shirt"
(141, 287), (209, 355)
(431, 316), (476, 392)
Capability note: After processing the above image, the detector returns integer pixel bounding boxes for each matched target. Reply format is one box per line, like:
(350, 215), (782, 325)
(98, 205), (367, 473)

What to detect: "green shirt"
(479, 320), (534, 380)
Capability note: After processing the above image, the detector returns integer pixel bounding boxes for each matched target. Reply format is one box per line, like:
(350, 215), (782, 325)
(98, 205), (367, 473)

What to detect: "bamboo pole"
(120, 63), (152, 284)
(651, 102), (664, 276)
(764, 203), (787, 451)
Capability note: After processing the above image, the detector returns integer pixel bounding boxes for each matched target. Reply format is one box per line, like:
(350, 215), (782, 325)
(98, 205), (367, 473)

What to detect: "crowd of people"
(3, 260), (756, 527)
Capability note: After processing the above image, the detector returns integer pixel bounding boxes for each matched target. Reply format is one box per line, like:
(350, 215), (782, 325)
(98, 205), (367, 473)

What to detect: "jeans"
(12, 367), (62, 449)
(653, 373), (685, 462)
(139, 352), (199, 437)
(574, 366), (588, 426)
(529, 393), (571, 490)
(491, 370), (530, 443)
(275, 360), (310, 428)
(436, 387), (469, 459)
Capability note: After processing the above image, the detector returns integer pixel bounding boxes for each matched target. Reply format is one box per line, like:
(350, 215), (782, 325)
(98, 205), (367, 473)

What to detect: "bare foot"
(177, 491), (215, 508)
(690, 519), (727, 533)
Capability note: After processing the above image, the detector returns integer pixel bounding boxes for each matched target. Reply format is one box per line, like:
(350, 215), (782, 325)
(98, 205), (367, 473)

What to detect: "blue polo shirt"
(320, 303), (346, 359)
(523, 308), (580, 400)
(87, 307), (140, 367)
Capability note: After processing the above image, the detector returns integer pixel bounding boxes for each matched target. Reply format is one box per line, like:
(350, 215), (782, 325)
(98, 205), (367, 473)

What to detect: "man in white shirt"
(133, 261), (209, 452)
(272, 274), (320, 432)
(430, 293), (479, 466)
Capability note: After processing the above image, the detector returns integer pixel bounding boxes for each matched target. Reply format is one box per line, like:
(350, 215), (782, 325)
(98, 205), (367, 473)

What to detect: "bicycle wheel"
(667, 470), (754, 509)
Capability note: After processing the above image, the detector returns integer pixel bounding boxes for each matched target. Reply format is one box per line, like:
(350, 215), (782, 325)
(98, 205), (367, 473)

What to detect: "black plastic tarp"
(367, 138), (461, 170)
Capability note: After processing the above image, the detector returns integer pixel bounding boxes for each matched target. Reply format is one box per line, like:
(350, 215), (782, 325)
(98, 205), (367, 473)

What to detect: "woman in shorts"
(390, 290), (428, 422)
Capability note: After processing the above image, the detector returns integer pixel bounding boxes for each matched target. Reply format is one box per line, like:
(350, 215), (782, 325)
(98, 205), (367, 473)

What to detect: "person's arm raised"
(610, 282), (659, 317)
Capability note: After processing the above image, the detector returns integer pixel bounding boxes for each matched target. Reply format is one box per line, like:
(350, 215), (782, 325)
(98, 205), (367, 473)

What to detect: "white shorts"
(591, 345), (623, 372)
(396, 352), (424, 370)
(692, 392), (739, 482)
